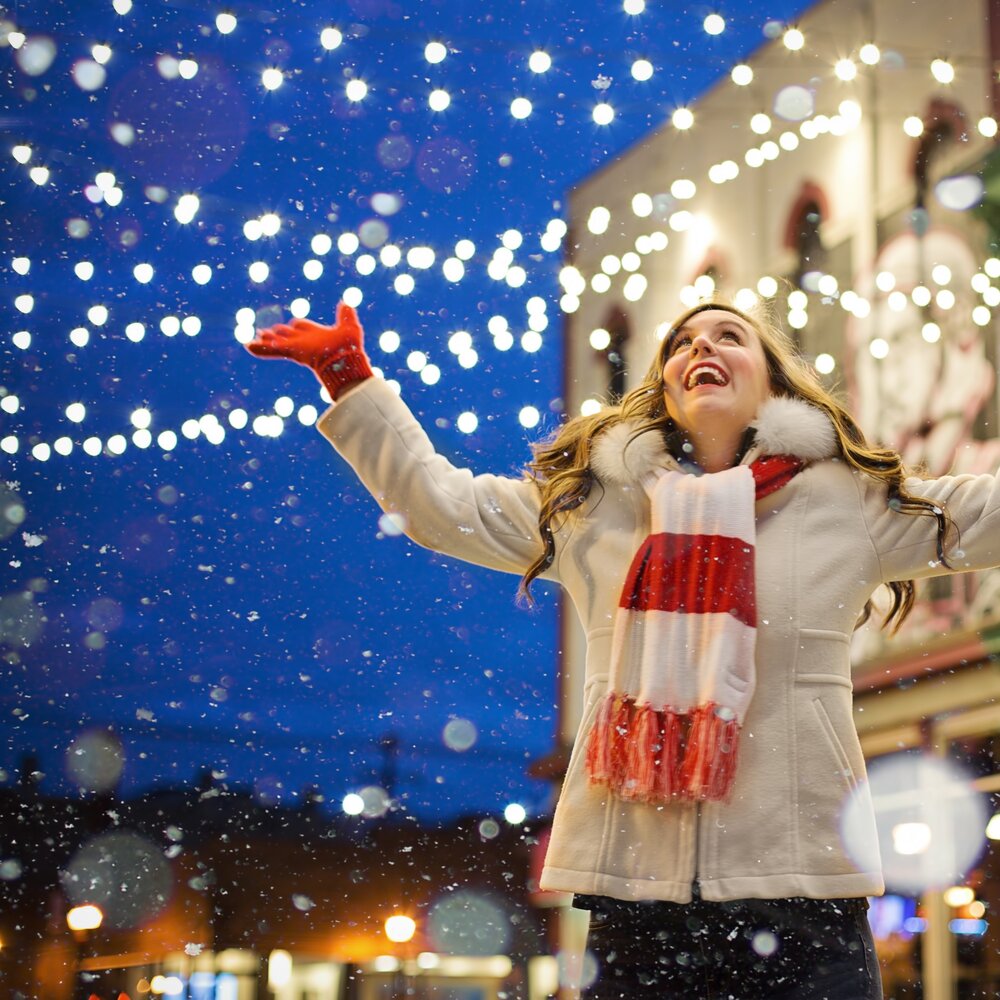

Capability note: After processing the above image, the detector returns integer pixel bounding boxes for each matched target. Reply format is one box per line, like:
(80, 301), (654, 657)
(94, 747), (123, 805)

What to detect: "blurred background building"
(0, 756), (555, 999)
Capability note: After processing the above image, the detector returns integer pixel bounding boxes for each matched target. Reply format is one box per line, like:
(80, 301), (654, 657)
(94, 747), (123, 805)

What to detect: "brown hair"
(519, 300), (953, 633)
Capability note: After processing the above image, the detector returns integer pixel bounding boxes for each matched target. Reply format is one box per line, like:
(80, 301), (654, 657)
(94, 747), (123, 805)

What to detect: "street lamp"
(384, 914), (417, 997)
(66, 904), (104, 1000)
(67, 905), (103, 933)
(384, 915), (416, 945)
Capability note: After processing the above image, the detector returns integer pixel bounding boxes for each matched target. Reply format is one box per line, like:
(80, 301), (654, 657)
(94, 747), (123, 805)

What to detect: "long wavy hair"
(519, 299), (954, 633)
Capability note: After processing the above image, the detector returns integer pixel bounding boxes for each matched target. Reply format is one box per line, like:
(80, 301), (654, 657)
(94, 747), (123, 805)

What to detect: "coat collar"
(590, 395), (839, 487)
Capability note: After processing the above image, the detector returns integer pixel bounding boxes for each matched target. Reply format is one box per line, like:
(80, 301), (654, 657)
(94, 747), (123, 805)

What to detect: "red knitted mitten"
(246, 302), (374, 399)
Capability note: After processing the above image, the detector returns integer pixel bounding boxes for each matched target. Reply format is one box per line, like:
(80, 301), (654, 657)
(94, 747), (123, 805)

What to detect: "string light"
(731, 64), (753, 86)
(17, 11), (1000, 461)
(528, 51), (551, 73)
(783, 27), (805, 51)
(592, 103), (615, 125)
(345, 79), (368, 102)
(930, 59), (955, 84)
(631, 59), (653, 81)
(428, 89), (451, 111)
(424, 41), (447, 64)
(834, 58), (857, 81)
(672, 107), (695, 130)
(315, 27), (342, 52)
(859, 43), (880, 65)
(510, 97), (532, 119)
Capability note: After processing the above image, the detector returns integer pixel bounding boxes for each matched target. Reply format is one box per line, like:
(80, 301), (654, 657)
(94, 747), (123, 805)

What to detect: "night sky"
(2, 0), (811, 821)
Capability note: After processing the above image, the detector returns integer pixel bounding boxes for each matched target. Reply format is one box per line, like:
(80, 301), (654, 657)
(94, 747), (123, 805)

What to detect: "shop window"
(784, 182), (830, 294)
(914, 101), (966, 210)
(792, 202), (827, 290)
(599, 306), (631, 402)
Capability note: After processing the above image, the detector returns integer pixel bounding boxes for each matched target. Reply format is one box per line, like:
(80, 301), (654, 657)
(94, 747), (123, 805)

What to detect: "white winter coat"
(318, 377), (1000, 903)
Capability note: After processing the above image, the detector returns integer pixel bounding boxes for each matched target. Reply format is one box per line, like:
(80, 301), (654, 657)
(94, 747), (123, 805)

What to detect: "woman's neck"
(687, 428), (747, 473)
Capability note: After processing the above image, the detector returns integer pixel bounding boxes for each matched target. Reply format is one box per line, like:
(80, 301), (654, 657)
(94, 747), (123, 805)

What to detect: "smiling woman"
(244, 291), (1000, 997)
(660, 309), (772, 472)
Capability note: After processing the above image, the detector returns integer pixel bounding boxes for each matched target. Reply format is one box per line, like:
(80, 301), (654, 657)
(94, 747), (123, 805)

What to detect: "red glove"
(245, 303), (374, 399)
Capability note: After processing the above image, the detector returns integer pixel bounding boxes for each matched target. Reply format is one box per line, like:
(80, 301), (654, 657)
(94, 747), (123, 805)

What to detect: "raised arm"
(860, 469), (1000, 582)
(246, 305), (552, 580)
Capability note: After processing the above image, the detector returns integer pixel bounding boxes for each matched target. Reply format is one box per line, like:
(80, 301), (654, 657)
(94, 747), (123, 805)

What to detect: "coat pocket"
(810, 696), (858, 791)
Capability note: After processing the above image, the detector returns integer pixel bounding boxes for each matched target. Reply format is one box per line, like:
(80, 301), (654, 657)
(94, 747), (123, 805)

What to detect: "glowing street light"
(66, 904), (103, 932)
(385, 913), (417, 943)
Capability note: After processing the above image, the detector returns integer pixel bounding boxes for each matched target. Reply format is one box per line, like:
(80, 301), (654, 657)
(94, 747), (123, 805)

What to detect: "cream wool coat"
(318, 377), (1000, 903)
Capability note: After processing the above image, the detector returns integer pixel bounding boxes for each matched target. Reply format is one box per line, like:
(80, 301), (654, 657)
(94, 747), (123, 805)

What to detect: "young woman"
(248, 299), (1000, 999)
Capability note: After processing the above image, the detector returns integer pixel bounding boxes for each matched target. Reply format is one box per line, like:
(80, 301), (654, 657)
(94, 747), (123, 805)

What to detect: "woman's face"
(661, 309), (772, 436)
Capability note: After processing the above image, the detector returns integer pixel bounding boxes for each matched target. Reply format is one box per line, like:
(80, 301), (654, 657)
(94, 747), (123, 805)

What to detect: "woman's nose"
(691, 334), (715, 356)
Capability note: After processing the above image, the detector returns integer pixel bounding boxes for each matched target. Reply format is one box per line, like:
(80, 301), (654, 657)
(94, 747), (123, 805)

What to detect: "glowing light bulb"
(345, 79), (368, 102)
(584, 208), (608, 237)
(261, 68), (283, 90)
(632, 192), (653, 217)
(424, 41), (447, 64)
(631, 58), (653, 81)
(518, 407), (540, 429)
(504, 802), (527, 823)
(834, 58), (857, 81)
(783, 27), (805, 51)
(428, 89), (450, 111)
(510, 97), (532, 119)
(592, 103), (614, 125)
(670, 178), (696, 199)
(528, 51), (551, 73)
(859, 43), (880, 65)
(731, 64), (753, 86)
(321, 27), (343, 50)
(385, 915), (417, 943)
(672, 107), (694, 130)
(931, 59), (955, 84)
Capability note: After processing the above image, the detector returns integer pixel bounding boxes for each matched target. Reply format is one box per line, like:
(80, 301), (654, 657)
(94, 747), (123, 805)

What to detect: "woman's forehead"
(675, 307), (752, 333)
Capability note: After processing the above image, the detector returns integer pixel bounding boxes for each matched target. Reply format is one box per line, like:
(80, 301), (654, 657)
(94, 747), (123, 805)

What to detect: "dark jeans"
(578, 893), (883, 999)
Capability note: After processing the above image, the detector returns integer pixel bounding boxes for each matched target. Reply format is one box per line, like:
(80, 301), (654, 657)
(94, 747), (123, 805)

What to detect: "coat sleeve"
(859, 469), (1000, 583)
(314, 377), (553, 579)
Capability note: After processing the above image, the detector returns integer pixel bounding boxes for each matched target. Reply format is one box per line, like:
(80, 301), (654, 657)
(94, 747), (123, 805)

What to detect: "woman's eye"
(671, 336), (691, 354)
(721, 329), (741, 341)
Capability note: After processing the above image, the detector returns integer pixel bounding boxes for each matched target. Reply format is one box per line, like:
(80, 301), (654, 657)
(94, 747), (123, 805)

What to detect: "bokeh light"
(65, 730), (125, 793)
(841, 754), (989, 894)
(62, 831), (172, 929)
(427, 891), (510, 955)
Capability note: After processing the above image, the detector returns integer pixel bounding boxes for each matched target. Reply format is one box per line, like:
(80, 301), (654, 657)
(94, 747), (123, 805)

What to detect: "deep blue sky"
(2, 0), (812, 820)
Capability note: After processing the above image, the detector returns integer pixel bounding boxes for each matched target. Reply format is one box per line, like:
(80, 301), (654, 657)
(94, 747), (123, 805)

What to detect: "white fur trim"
(589, 423), (669, 487)
(751, 396), (838, 463)
(590, 395), (836, 486)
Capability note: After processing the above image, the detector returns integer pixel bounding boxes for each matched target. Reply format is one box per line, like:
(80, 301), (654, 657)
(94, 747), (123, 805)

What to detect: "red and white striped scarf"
(585, 454), (803, 805)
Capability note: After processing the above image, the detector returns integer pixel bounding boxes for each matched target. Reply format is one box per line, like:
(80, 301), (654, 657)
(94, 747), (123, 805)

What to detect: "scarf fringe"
(585, 694), (741, 803)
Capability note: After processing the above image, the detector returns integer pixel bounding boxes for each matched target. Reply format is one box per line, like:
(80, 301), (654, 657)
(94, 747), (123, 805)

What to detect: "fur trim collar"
(590, 395), (838, 487)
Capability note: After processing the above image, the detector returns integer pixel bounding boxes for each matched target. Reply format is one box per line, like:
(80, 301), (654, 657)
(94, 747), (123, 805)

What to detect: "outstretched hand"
(246, 302), (365, 368)
(245, 302), (374, 398)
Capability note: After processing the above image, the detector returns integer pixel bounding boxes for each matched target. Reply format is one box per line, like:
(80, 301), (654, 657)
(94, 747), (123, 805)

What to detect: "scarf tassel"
(585, 694), (740, 803)
(677, 701), (741, 801)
